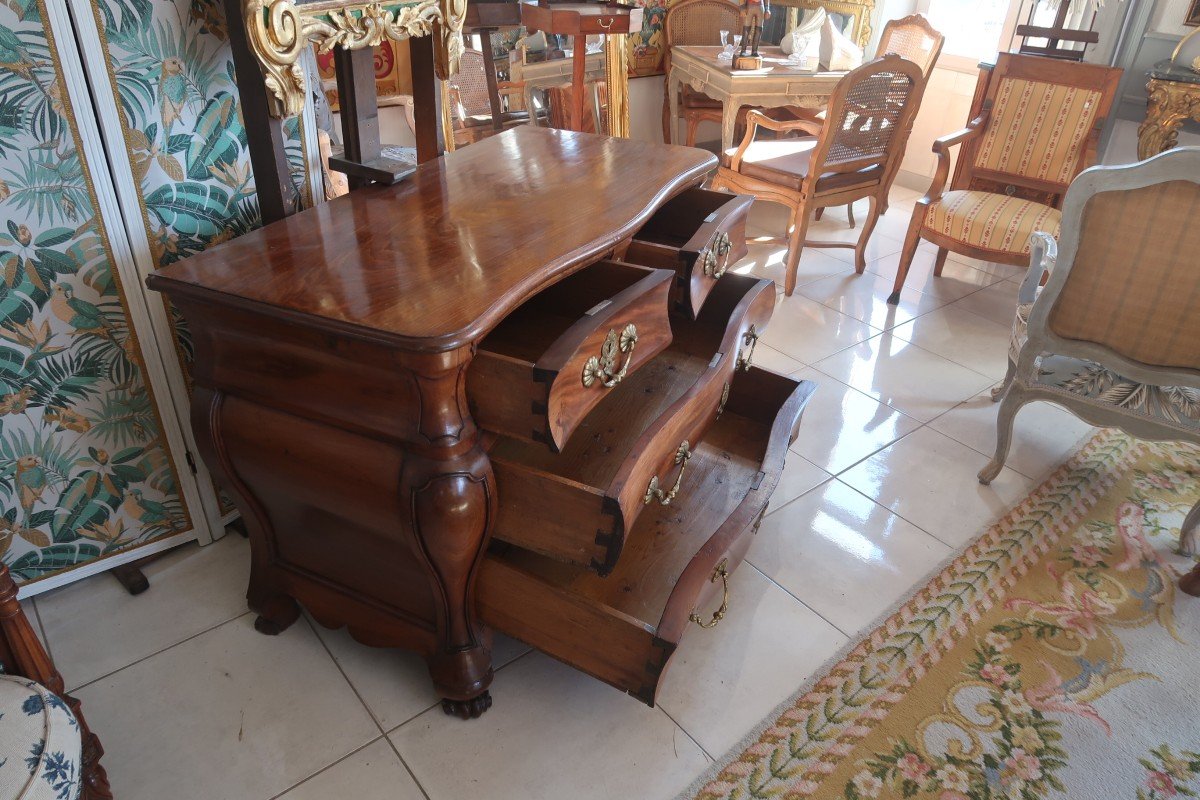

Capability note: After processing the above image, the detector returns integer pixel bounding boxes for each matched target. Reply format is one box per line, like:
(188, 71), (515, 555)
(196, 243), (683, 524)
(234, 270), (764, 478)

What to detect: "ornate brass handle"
(736, 325), (758, 371)
(701, 231), (733, 279)
(643, 440), (691, 506)
(582, 323), (638, 388)
(690, 558), (730, 628)
(716, 381), (730, 419)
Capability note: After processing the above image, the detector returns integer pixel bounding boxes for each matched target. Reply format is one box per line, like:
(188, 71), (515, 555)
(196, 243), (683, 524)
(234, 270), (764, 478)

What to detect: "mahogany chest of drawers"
(148, 127), (814, 717)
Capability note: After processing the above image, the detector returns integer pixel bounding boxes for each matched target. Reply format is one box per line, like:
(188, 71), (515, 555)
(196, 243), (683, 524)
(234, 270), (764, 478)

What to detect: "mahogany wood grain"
(0, 563), (112, 799)
(629, 188), (753, 319)
(477, 368), (815, 704)
(468, 261), (676, 450)
(487, 274), (775, 573)
(148, 128), (715, 353)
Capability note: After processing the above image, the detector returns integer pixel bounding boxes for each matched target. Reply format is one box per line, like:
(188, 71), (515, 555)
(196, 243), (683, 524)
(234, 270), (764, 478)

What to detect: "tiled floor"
(24, 186), (1097, 800)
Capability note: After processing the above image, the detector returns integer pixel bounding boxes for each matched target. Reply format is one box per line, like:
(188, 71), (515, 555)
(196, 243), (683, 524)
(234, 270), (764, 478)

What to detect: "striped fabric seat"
(924, 190), (1061, 255)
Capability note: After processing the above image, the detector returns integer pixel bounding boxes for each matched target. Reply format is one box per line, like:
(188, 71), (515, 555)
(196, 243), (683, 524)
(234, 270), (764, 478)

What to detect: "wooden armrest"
(728, 110), (823, 171)
(922, 107), (991, 204)
(1018, 232), (1057, 305)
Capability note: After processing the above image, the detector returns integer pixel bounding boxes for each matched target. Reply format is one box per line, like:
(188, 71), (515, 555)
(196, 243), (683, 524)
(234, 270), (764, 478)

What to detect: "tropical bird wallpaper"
(0, 0), (305, 587)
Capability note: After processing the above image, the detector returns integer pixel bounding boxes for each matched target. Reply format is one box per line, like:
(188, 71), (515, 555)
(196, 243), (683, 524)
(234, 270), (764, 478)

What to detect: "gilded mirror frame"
(244, 0), (466, 118)
(774, 0), (875, 50)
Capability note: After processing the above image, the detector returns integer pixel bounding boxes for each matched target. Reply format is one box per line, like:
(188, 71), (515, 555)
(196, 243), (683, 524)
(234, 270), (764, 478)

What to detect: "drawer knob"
(643, 440), (691, 506)
(689, 558), (730, 629)
(701, 232), (733, 280)
(582, 323), (638, 388)
(736, 325), (758, 372)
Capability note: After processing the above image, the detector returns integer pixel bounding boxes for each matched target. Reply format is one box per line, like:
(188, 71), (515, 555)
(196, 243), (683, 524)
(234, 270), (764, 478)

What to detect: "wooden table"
(667, 45), (845, 150)
(1138, 59), (1200, 160)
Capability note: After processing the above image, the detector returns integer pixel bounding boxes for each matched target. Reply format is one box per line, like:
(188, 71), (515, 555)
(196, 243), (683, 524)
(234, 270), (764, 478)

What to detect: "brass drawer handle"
(643, 440), (691, 506)
(690, 558), (730, 628)
(582, 323), (638, 388)
(701, 231), (733, 279)
(716, 381), (730, 418)
(736, 325), (758, 372)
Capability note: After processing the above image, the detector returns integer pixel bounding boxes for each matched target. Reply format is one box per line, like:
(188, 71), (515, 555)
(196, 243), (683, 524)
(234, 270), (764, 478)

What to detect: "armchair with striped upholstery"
(887, 52), (1122, 305)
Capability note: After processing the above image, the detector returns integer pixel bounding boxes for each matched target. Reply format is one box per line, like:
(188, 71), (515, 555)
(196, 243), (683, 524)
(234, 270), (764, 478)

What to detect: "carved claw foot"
(1181, 564), (1200, 597)
(441, 691), (493, 719)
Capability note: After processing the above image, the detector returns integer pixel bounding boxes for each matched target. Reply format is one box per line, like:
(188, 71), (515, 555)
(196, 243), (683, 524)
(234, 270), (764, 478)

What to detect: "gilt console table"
(1138, 59), (1200, 160)
(147, 127), (813, 717)
(667, 45), (844, 150)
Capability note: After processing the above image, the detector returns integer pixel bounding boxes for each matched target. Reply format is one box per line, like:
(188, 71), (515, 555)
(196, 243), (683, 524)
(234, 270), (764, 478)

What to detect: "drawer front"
(478, 368), (816, 705)
(488, 275), (776, 574)
(627, 188), (753, 319)
(469, 261), (674, 452)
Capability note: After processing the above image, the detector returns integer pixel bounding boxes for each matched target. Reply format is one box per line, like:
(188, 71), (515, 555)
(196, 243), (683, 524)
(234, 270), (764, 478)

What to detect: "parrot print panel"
(0, 0), (192, 583)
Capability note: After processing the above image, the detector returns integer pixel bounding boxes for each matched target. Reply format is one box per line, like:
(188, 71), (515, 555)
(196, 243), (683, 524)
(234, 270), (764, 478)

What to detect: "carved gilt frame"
(775, 0), (875, 50)
(244, 0), (466, 118)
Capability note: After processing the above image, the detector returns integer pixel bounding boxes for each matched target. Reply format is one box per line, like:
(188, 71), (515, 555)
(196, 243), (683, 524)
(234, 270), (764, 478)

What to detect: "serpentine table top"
(148, 127), (715, 352)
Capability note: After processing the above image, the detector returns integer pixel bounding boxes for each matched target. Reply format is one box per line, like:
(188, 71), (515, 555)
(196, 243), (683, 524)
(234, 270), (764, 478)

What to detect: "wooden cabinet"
(148, 127), (814, 718)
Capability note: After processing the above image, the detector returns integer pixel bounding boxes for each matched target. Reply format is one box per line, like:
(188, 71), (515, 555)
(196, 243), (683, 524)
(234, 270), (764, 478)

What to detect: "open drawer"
(486, 273), (775, 574)
(625, 188), (753, 320)
(468, 261), (674, 451)
(478, 367), (815, 705)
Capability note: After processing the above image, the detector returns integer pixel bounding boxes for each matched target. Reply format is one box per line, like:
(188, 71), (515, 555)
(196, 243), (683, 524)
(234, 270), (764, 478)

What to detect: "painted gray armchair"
(978, 147), (1200, 593)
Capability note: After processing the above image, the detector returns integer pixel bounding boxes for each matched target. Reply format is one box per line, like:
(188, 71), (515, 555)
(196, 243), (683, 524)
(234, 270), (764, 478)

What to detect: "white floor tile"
(839, 427), (1036, 548)
(751, 342), (805, 375)
(797, 271), (946, 332)
(789, 368), (923, 474)
(313, 621), (530, 732)
(733, 243), (856, 291)
(276, 739), (425, 800)
(890, 305), (1014, 381)
(656, 567), (846, 757)
(74, 615), (378, 800)
(391, 652), (709, 800)
(823, 233), (906, 268)
(813, 332), (997, 422)
(930, 391), (1097, 483)
(950, 279), (1022, 327)
(864, 248), (1006, 303)
(759, 294), (879, 364)
(771, 453), (832, 510)
(748, 480), (951, 634)
(38, 535), (251, 690)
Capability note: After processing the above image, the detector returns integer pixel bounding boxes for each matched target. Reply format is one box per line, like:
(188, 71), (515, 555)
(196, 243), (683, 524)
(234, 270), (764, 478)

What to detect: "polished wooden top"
(148, 127), (715, 352)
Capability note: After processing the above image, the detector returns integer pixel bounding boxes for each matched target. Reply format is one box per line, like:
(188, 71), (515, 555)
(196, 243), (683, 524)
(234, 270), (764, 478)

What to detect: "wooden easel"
(1016, 0), (1098, 61)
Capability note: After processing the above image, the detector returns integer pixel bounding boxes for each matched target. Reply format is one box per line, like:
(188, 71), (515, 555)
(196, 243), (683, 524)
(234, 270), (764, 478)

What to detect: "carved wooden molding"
(244, 0), (460, 118)
(1138, 78), (1200, 160)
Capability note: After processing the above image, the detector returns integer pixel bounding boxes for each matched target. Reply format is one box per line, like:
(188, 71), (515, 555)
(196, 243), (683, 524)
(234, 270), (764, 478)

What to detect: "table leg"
(1138, 79), (1199, 160)
(667, 67), (681, 145)
(721, 97), (739, 153)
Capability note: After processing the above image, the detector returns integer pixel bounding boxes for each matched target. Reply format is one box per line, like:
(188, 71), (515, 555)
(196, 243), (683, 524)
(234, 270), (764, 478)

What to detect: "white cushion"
(0, 676), (81, 800)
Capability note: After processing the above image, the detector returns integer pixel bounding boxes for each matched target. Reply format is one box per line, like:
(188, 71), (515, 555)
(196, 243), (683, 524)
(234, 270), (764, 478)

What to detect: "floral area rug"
(682, 430), (1200, 800)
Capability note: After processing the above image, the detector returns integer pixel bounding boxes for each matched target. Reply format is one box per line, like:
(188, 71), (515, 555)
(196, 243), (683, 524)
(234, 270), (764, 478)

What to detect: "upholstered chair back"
(1048, 178), (1200, 371)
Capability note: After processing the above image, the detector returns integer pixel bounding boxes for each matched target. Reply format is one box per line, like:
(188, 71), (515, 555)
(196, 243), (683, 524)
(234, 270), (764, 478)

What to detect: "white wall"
(1150, 0), (1195, 35)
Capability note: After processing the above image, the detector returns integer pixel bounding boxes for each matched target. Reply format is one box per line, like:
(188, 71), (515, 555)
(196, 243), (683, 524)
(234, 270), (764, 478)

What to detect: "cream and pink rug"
(682, 430), (1200, 800)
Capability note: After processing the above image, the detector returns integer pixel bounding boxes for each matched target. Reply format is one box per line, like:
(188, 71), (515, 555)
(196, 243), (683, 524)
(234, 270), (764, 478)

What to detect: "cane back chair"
(977, 148), (1200, 596)
(888, 52), (1121, 304)
(661, 0), (744, 145)
(712, 54), (925, 295)
(446, 49), (539, 147)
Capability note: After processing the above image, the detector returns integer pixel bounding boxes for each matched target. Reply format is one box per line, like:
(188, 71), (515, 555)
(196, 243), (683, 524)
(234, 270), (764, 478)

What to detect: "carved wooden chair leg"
(1178, 499), (1200, 556)
(853, 195), (880, 273)
(685, 114), (702, 147)
(889, 203), (925, 304)
(933, 246), (949, 276)
(979, 390), (1021, 484)
(783, 201), (812, 296)
(814, 207), (824, 221)
(1181, 562), (1200, 597)
(991, 358), (1017, 402)
(847, 203), (855, 229)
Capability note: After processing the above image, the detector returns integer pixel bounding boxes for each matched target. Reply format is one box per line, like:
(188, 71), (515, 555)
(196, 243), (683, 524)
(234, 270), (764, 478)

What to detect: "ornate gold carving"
(1138, 78), (1200, 161)
(244, 0), (446, 118)
(604, 33), (630, 137)
(433, 0), (467, 80)
(643, 440), (692, 506)
(689, 558), (731, 628)
(701, 231), (733, 279)
(736, 324), (758, 372)
(582, 324), (639, 388)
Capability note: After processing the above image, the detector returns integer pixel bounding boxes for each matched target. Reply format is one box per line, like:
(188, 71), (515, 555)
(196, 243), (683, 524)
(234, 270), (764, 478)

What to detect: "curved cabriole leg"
(979, 390), (1021, 484)
(853, 196), (880, 274)
(404, 361), (497, 717)
(890, 202), (926, 305)
(192, 387), (301, 637)
(1178, 500), (1200, 557)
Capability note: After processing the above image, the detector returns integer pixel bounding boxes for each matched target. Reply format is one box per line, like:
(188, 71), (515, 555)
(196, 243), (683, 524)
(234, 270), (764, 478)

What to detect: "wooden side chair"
(888, 52), (1122, 304)
(977, 148), (1200, 596)
(711, 54), (925, 296)
(799, 14), (944, 224)
(447, 49), (541, 147)
(661, 0), (744, 145)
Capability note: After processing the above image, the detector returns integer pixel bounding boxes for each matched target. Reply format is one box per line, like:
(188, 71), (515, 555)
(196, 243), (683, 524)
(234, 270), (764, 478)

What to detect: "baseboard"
(893, 168), (932, 194)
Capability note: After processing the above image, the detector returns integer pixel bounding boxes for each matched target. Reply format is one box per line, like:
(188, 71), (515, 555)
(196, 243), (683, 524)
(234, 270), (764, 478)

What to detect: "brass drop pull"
(582, 323), (638, 388)
(643, 440), (691, 506)
(716, 381), (731, 418)
(736, 325), (758, 371)
(701, 231), (733, 279)
(690, 558), (731, 628)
